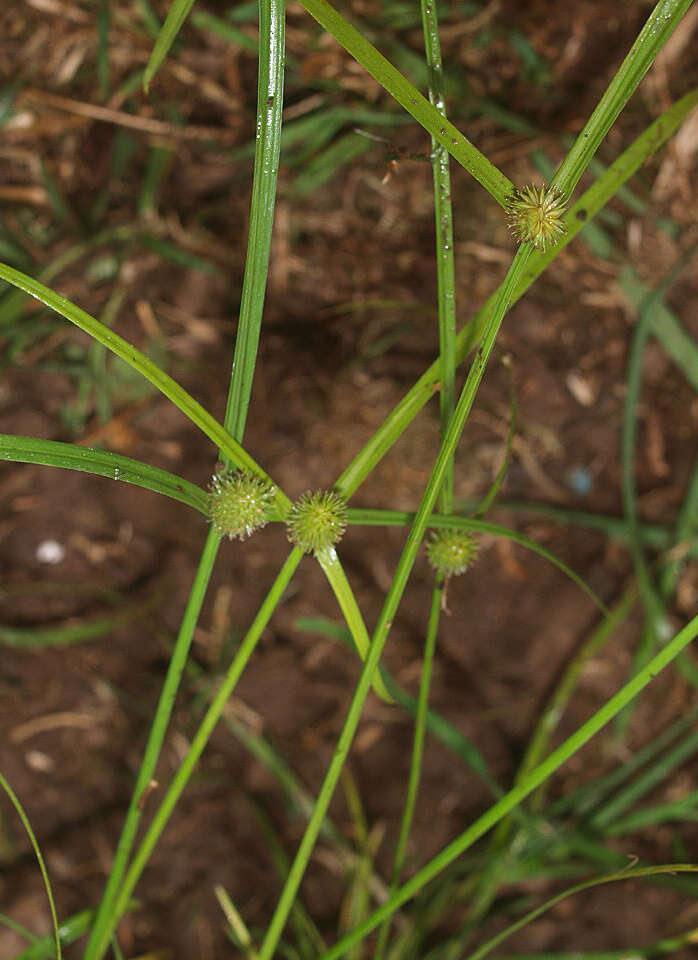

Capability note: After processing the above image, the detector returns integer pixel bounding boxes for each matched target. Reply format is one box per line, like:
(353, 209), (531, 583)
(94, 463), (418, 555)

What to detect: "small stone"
(36, 539), (66, 565)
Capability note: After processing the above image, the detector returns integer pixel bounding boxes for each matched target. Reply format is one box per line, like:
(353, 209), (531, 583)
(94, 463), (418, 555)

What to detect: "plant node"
(426, 529), (478, 579)
(208, 470), (275, 540)
(506, 183), (567, 251)
(286, 490), (348, 556)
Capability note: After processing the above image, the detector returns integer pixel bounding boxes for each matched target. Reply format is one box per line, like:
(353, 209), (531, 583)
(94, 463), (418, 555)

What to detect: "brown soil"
(2, 1), (698, 957)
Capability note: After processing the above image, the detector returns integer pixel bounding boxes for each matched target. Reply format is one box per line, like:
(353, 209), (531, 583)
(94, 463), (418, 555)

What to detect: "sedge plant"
(1, 1), (698, 958)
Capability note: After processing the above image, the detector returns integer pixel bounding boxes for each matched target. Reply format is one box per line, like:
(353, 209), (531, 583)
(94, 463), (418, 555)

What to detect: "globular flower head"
(426, 529), (478, 579)
(506, 183), (567, 251)
(286, 490), (348, 556)
(208, 470), (275, 540)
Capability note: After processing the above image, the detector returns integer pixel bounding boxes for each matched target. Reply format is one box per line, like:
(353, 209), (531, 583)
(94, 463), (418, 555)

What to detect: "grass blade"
(0, 915), (37, 947)
(335, 88), (698, 499)
(0, 226), (137, 330)
(192, 11), (258, 52)
(0, 434), (209, 515)
(14, 909), (95, 960)
(591, 724), (698, 830)
(618, 267), (698, 394)
(101, 549), (303, 945)
(661, 450), (698, 599)
(551, 0), (694, 196)
(0, 263), (290, 513)
(315, 612), (698, 959)
(317, 551), (393, 703)
(420, 0), (456, 514)
(82, 529), (221, 960)
(616, 245), (698, 735)
(258, 244), (535, 960)
(607, 789), (698, 836)
(374, 583), (443, 960)
(346, 508), (607, 615)
(293, 0), (514, 207)
(96, 0), (110, 99)
(472, 371), (517, 518)
(521, 584), (637, 809)
(464, 863), (698, 960)
(550, 706), (698, 819)
(0, 593), (158, 649)
(224, 0), (285, 443)
(0, 773), (61, 960)
(84, 0), (287, 951)
(622, 254), (698, 631)
(464, 586), (637, 929)
(143, 0), (196, 91)
(461, 499), (672, 550)
(215, 884), (260, 959)
(295, 615), (509, 802)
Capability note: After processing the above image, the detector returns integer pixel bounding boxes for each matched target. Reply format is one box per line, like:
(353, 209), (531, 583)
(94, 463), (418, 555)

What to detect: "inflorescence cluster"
(209, 470), (481, 584)
(208, 470), (276, 540)
(426, 529), (478, 580)
(286, 489), (348, 556)
(506, 182), (567, 251)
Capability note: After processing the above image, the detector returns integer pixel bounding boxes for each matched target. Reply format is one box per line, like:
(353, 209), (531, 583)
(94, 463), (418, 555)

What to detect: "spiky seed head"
(426, 529), (478, 579)
(506, 183), (567, 251)
(286, 490), (348, 556)
(208, 470), (275, 540)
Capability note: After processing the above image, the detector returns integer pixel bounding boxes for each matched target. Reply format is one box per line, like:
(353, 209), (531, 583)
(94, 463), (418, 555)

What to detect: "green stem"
(0, 434), (209, 515)
(461, 585), (637, 931)
(417, 0), (456, 513)
(143, 0), (196, 90)
(393, 584), (444, 868)
(14, 909), (96, 960)
(346, 502), (607, 616)
(456, 498), (672, 550)
(97, 549), (302, 954)
(258, 244), (532, 960)
(0, 593), (161, 649)
(622, 249), (698, 636)
(417, 27), (456, 923)
(316, 612), (698, 960)
(256, 571), (404, 960)
(373, 583), (443, 960)
(0, 773), (61, 960)
(464, 864), (698, 960)
(0, 225), (138, 332)
(615, 245), (698, 739)
(523, 584), (637, 809)
(83, 0), (285, 953)
(0, 261), (290, 515)
(660, 450), (698, 599)
(317, 549), (393, 703)
(224, 0), (285, 444)
(335, 88), (698, 499)
(293, 0), (514, 206)
(551, 0), (693, 197)
(82, 528), (219, 959)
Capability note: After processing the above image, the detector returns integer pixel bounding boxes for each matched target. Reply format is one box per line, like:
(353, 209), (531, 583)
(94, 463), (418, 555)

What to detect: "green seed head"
(208, 470), (275, 540)
(426, 529), (478, 579)
(286, 490), (348, 556)
(506, 183), (567, 251)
